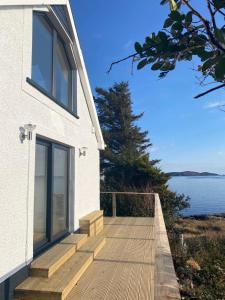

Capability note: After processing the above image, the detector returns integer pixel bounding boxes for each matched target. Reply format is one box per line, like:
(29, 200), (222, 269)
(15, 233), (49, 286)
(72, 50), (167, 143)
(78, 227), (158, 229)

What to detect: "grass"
(175, 217), (225, 238)
(169, 217), (225, 299)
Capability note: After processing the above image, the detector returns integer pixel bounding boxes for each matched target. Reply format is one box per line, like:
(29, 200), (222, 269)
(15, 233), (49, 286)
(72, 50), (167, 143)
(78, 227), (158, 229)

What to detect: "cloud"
(204, 101), (225, 109)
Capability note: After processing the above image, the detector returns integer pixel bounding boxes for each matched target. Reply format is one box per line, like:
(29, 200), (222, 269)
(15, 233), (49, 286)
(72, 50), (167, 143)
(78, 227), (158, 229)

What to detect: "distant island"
(167, 171), (220, 177)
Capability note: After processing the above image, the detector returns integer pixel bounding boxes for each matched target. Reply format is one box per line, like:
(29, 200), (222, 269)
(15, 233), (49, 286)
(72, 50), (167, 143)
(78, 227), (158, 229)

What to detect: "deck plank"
(66, 217), (154, 300)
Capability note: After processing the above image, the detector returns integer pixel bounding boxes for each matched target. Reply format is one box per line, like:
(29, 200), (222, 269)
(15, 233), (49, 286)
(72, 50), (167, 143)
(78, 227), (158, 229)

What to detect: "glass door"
(34, 139), (69, 254)
(52, 145), (68, 239)
(33, 142), (49, 251)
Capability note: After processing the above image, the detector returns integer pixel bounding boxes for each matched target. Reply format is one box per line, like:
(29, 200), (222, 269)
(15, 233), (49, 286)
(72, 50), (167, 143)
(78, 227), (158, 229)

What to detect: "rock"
(186, 258), (201, 271)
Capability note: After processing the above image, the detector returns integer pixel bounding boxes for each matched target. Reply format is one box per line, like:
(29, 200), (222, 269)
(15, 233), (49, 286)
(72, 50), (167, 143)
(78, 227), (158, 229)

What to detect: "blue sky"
(72, 0), (225, 174)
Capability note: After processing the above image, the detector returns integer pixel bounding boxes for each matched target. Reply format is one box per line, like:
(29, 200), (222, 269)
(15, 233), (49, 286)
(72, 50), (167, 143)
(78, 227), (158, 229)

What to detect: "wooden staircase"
(15, 212), (105, 300)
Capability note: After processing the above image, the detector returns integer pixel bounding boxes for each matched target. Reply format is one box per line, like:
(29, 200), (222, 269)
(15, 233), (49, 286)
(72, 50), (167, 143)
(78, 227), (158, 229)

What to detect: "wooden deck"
(15, 193), (180, 300)
(66, 217), (155, 300)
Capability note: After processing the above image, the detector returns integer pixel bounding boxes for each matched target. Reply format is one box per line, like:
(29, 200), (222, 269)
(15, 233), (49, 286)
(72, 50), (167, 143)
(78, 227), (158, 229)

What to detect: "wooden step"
(15, 252), (93, 300)
(30, 244), (76, 278)
(15, 235), (106, 300)
(60, 234), (87, 250)
(79, 210), (103, 224)
(95, 217), (104, 235)
(79, 210), (103, 237)
(78, 236), (105, 257)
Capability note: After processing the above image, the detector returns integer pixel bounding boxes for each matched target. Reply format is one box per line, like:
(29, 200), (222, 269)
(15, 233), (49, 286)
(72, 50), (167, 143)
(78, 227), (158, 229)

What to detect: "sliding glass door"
(52, 146), (68, 239)
(34, 142), (49, 250)
(34, 139), (69, 254)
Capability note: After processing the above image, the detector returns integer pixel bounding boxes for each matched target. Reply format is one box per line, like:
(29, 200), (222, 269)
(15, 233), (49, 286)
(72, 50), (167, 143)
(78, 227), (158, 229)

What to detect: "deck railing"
(100, 192), (181, 300)
(154, 194), (181, 300)
(100, 191), (155, 217)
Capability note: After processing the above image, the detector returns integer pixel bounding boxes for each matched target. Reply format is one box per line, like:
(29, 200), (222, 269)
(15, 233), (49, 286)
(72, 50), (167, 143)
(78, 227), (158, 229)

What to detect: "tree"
(95, 82), (189, 223)
(95, 82), (166, 190)
(108, 0), (225, 99)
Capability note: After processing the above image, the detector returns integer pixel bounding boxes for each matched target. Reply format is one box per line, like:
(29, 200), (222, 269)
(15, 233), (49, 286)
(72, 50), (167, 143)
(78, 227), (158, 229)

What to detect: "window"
(55, 38), (71, 106)
(31, 13), (77, 115)
(32, 14), (53, 94)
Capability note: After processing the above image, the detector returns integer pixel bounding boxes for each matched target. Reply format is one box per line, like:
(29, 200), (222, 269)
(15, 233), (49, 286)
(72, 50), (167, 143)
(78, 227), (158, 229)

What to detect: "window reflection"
(53, 147), (68, 237)
(31, 13), (75, 113)
(55, 39), (70, 106)
(34, 144), (48, 248)
(32, 15), (53, 93)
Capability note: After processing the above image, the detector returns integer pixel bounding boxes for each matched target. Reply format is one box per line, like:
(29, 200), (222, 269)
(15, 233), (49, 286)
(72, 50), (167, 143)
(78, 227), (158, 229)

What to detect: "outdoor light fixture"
(79, 147), (88, 157)
(20, 123), (36, 142)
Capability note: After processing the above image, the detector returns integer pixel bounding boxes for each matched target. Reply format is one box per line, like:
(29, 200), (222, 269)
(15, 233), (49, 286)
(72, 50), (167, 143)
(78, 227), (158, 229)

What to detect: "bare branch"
(207, 0), (217, 30)
(194, 83), (225, 99)
(216, 8), (225, 18)
(107, 53), (138, 73)
(209, 0), (225, 18)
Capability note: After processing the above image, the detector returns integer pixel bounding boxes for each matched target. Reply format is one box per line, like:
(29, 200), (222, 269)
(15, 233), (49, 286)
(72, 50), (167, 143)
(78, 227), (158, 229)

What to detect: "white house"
(0, 1), (104, 299)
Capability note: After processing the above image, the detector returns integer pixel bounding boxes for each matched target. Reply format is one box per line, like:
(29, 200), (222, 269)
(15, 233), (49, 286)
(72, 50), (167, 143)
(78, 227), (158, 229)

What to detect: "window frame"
(28, 12), (79, 119)
(34, 137), (70, 257)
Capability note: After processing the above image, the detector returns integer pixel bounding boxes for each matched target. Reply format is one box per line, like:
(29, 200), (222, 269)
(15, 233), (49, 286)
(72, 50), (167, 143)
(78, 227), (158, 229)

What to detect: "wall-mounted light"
(79, 147), (88, 157)
(20, 123), (36, 142)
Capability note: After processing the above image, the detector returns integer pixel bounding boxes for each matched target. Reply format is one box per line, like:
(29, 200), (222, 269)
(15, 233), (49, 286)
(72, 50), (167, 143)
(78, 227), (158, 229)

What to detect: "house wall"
(0, 6), (100, 283)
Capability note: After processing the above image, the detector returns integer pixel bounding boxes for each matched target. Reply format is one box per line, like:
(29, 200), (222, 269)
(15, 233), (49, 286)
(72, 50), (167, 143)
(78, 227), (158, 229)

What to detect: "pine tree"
(95, 82), (168, 191)
(95, 82), (167, 190)
(95, 82), (189, 223)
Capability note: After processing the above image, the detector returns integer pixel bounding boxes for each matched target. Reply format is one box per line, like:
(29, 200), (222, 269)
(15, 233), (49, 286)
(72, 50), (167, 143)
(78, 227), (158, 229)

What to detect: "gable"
(0, 0), (105, 150)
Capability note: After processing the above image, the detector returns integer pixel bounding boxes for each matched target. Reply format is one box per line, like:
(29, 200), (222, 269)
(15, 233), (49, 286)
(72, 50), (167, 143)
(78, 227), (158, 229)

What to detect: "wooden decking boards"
(66, 217), (155, 300)
(15, 205), (180, 300)
(78, 236), (106, 257)
(60, 234), (88, 249)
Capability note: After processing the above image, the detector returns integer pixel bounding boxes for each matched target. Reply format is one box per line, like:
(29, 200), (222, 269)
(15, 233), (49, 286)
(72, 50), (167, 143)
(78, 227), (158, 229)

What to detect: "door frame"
(34, 137), (70, 256)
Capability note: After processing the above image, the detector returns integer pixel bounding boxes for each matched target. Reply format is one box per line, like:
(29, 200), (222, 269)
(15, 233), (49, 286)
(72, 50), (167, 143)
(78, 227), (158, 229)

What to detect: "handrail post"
(112, 193), (117, 217)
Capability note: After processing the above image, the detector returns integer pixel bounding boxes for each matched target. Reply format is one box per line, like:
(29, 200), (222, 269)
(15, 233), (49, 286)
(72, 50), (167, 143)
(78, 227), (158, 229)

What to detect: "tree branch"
(206, 0), (217, 30)
(107, 27), (202, 74)
(107, 53), (138, 73)
(209, 0), (225, 18)
(194, 83), (225, 99)
(182, 0), (225, 53)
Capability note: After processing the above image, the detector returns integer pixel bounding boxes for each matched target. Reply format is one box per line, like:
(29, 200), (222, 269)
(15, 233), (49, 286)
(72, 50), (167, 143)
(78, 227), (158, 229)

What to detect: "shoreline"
(182, 212), (225, 220)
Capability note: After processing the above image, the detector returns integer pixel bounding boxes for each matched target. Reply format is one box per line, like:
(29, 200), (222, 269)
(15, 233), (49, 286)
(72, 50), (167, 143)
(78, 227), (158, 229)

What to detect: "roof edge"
(0, 0), (68, 5)
(66, 3), (105, 150)
(0, 0), (105, 150)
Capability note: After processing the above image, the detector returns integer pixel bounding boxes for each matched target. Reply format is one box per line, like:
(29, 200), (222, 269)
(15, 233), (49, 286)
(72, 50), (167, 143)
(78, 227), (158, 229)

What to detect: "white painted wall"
(0, 6), (101, 282)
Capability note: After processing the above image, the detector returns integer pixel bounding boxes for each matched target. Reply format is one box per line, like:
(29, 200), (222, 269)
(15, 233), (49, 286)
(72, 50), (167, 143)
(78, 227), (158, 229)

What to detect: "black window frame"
(28, 12), (79, 119)
(34, 137), (70, 257)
